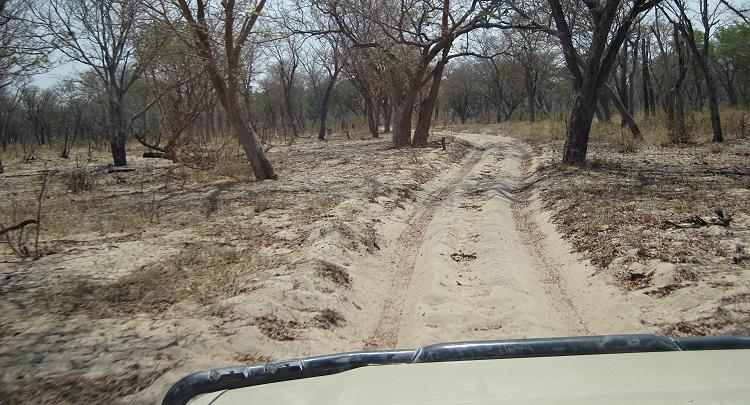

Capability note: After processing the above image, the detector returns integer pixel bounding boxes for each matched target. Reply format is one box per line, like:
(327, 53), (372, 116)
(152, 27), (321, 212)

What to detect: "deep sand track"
(366, 133), (643, 349)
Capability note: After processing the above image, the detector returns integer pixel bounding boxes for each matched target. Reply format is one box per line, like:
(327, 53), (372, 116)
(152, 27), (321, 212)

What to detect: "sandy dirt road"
(1, 133), (654, 404)
(367, 133), (643, 349)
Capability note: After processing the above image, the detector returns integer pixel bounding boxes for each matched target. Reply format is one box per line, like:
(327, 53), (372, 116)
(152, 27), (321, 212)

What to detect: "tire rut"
(364, 149), (484, 349)
(510, 141), (591, 335)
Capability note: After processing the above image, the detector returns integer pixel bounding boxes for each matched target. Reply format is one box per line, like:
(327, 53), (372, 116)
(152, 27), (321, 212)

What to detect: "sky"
(33, 59), (82, 89)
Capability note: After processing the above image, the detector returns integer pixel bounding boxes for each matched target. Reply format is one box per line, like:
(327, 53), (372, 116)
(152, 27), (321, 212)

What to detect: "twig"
(33, 173), (49, 258)
(0, 219), (38, 236)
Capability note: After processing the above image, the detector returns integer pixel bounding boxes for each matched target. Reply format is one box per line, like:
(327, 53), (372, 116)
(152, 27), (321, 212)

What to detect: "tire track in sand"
(364, 148), (484, 349)
(510, 140), (591, 335)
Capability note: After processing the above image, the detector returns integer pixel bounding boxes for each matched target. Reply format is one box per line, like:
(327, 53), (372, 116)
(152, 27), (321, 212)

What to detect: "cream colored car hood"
(191, 350), (750, 404)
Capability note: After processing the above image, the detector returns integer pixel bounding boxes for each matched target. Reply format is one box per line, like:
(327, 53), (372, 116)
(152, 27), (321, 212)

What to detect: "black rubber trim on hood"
(162, 334), (750, 405)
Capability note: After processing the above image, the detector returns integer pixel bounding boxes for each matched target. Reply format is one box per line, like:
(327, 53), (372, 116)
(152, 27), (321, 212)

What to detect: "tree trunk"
(109, 94), (128, 166)
(382, 98), (392, 133)
(61, 132), (70, 158)
(599, 95), (612, 122)
(524, 69), (536, 123)
(318, 68), (340, 140)
(667, 23), (688, 141)
(392, 104), (412, 147)
(618, 43), (629, 128)
(226, 96), (277, 180)
(563, 88), (598, 165)
(628, 40), (638, 117)
(363, 95), (379, 138)
(605, 84), (643, 139)
(413, 60), (447, 147)
(641, 37), (651, 117)
(703, 65), (724, 142)
(726, 84), (739, 107)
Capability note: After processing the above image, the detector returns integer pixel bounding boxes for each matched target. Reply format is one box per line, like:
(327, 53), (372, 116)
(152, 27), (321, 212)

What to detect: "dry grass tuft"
(41, 244), (257, 317)
(64, 168), (98, 193)
(311, 308), (346, 329)
(316, 260), (352, 288)
(254, 315), (301, 341)
(662, 293), (750, 337)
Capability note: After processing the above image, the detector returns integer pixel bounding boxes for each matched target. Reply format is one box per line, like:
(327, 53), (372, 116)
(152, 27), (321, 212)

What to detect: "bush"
(65, 169), (97, 193)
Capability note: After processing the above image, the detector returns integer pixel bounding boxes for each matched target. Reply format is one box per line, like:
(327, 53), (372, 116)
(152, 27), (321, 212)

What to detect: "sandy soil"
(0, 131), (747, 404)
(528, 138), (750, 337)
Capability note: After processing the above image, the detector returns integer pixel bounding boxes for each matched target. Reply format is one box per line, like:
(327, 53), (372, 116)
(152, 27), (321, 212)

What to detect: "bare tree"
(342, 45), (385, 139)
(512, 0), (661, 164)
(663, 0), (725, 142)
(316, 38), (342, 140)
(154, 0), (277, 180)
(0, 0), (49, 89)
(307, 0), (510, 147)
(138, 32), (212, 160)
(443, 62), (481, 124)
(34, 0), (160, 166)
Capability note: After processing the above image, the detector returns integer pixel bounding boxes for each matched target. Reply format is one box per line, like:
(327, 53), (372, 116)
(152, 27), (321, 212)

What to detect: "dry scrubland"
(0, 132), (470, 403)
(463, 111), (750, 335)
(1, 113), (749, 403)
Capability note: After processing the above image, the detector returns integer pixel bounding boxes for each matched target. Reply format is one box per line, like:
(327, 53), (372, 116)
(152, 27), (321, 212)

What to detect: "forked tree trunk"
(413, 60), (448, 147)
(390, 79), (422, 147)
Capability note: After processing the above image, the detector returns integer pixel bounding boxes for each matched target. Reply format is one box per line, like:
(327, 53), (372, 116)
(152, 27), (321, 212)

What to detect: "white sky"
(33, 61), (82, 89)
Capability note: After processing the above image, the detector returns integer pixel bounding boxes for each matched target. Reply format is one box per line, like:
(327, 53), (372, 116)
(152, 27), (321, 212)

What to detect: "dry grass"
(538, 143), (749, 269)
(449, 108), (749, 148)
(311, 308), (347, 329)
(0, 129), (475, 404)
(531, 136), (750, 336)
(662, 293), (750, 337)
(64, 168), (99, 193)
(254, 315), (301, 341)
(316, 259), (352, 288)
(40, 244), (257, 317)
(0, 368), (165, 405)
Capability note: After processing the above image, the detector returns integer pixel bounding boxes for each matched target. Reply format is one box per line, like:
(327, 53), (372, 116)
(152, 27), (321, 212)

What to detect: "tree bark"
(598, 95), (612, 122)
(563, 88), (597, 165)
(704, 67), (724, 142)
(666, 23), (688, 141)
(109, 93), (128, 166)
(413, 56), (448, 147)
(524, 69), (536, 123)
(605, 84), (643, 140)
(226, 96), (276, 179)
(382, 98), (392, 133)
(641, 37), (652, 117)
(363, 94), (379, 138)
(618, 43), (629, 128)
(318, 67), (340, 140)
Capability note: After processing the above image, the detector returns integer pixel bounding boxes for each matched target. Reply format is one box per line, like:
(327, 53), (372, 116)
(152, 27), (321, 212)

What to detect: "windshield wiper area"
(163, 334), (750, 405)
